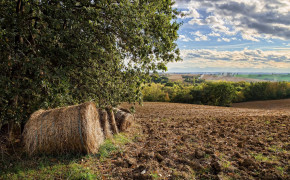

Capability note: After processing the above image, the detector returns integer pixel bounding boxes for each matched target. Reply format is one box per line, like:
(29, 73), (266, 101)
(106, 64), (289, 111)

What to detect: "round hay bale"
(119, 108), (131, 114)
(23, 102), (104, 155)
(99, 109), (113, 139)
(114, 108), (134, 132)
(106, 108), (119, 135)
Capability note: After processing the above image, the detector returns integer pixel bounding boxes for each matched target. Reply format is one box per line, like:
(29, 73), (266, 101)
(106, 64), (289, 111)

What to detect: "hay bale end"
(114, 108), (134, 132)
(23, 102), (104, 155)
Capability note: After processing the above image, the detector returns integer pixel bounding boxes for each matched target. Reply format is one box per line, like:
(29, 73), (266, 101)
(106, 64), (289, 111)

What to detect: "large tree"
(0, 0), (181, 130)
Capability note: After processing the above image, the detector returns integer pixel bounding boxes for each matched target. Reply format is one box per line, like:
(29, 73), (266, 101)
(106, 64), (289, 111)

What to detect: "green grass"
(204, 154), (211, 159)
(235, 74), (290, 82)
(97, 133), (130, 160)
(150, 172), (160, 179)
(252, 153), (278, 163)
(1, 133), (131, 180)
(221, 160), (231, 169)
(267, 145), (288, 154)
(97, 139), (118, 159)
(0, 157), (100, 179)
(1, 161), (101, 180)
(276, 166), (285, 175)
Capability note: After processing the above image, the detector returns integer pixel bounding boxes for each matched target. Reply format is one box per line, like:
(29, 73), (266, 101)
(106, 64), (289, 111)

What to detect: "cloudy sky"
(167, 0), (290, 73)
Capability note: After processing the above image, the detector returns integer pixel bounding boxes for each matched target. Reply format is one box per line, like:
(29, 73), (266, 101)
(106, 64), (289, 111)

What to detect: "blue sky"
(167, 0), (290, 73)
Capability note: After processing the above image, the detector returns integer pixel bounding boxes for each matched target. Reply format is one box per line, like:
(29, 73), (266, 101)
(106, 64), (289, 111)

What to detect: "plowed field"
(1, 100), (289, 179)
(233, 99), (290, 110)
(100, 100), (290, 179)
(200, 74), (266, 82)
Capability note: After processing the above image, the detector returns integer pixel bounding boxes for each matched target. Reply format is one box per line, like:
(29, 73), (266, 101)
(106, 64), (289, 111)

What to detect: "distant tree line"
(142, 81), (290, 106)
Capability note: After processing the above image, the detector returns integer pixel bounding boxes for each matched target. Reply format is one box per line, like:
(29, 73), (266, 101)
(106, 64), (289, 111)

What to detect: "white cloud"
(222, 38), (231, 42)
(188, 18), (204, 25)
(179, 35), (192, 42)
(176, 0), (290, 41)
(169, 48), (290, 70)
(241, 33), (259, 42)
(209, 32), (221, 37)
(180, 7), (200, 19)
(191, 31), (202, 37)
(217, 38), (231, 42)
(195, 36), (208, 41)
(190, 31), (209, 41)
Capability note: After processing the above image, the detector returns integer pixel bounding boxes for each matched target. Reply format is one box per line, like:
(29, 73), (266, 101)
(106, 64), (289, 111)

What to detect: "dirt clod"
(155, 153), (164, 162)
(211, 160), (222, 174)
(240, 158), (257, 168)
(194, 149), (205, 159)
(237, 141), (244, 148)
(233, 152), (242, 158)
(125, 156), (137, 167)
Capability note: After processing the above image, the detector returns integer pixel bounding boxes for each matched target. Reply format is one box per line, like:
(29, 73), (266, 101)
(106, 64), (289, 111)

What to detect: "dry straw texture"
(23, 102), (104, 155)
(114, 108), (134, 132)
(107, 108), (119, 134)
(99, 109), (113, 139)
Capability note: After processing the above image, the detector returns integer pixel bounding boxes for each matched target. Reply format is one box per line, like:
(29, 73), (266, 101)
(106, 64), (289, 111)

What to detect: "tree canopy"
(0, 0), (181, 129)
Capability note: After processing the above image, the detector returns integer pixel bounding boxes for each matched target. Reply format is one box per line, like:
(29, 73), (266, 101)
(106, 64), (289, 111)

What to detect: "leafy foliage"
(142, 83), (167, 102)
(142, 81), (290, 106)
(243, 82), (290, 101)
(199, 82), (236, 106)
(151, 75), (169, 84)
(0, 0), (181, 129)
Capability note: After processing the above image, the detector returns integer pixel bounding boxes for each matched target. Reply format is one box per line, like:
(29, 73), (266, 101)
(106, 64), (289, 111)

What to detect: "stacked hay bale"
(107, 108), (119, 134)
(23, 102), (134, 155)
(114, 108), (134, 132)
(99, 109), (113, 139)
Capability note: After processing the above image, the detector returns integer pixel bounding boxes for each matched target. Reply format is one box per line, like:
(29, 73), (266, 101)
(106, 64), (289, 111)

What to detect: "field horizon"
(161, 72), (290, 83)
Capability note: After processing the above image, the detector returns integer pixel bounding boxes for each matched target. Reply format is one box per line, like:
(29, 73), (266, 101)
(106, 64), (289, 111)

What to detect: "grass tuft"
(97, 139), (118, 159)
(253, 153), (278, 163)
(97, 133), (130, 160)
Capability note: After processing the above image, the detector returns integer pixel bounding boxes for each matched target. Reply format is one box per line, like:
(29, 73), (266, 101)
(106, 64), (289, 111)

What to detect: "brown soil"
(167, 74), (184, 82)
(233, 98), (290, 110)
(167, 74), (199, 82)
(98, 101), (290, 179)
(201, 74), (267, 82)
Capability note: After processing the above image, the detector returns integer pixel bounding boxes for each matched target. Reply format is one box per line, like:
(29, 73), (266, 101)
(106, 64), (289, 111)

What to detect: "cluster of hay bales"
(22, 102), (133, 155)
